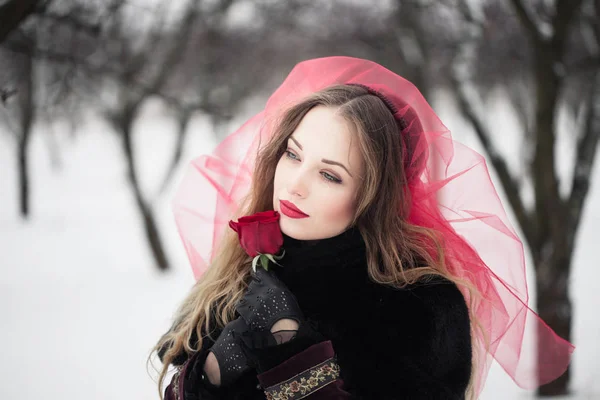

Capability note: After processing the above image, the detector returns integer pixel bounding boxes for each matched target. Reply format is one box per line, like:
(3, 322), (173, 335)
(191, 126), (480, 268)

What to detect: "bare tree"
(16, 41), (34, 218)
(1, 33), (36, 218)
(452, 0), (600, 395)
(1, 0), (109, 218)
(91, 0), (204, 271)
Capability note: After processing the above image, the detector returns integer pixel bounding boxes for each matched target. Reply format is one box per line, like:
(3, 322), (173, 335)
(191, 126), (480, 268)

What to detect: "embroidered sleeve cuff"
(257, 340), (340, 395)
(240, 319), (326, 374)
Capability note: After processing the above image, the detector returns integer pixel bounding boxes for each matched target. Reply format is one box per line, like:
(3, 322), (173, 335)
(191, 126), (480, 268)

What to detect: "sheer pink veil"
(172, 56), (574, 394)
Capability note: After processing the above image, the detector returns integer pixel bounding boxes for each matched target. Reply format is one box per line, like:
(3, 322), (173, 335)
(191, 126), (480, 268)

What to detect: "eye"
(285, 149), (342, 184)
(322, 172), (342, 184)
(284, 150), (299, 161)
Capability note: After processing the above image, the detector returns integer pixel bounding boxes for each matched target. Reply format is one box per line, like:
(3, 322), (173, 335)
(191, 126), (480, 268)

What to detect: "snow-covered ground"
(1, 94), (598, 399)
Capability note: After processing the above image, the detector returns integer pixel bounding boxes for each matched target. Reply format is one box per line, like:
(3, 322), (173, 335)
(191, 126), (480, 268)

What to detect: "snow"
(1, 95), (599, 399)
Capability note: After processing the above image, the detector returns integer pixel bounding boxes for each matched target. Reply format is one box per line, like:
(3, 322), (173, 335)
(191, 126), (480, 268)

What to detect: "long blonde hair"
(149, 84), (487, 399)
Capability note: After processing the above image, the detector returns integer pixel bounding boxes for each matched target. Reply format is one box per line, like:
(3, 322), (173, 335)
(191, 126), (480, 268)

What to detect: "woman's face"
(273, 106), (364, 240)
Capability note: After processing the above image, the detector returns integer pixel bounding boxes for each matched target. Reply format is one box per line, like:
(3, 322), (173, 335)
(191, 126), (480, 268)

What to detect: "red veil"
(172, 56), (574, 394)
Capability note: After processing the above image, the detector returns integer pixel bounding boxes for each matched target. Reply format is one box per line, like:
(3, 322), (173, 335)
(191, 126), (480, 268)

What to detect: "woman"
(150, 57), (573, 399)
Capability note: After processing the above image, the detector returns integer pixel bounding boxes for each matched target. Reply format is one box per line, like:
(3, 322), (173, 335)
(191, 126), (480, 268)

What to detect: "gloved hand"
(235, 268), (304, 332)
(205, 317), (251, 388)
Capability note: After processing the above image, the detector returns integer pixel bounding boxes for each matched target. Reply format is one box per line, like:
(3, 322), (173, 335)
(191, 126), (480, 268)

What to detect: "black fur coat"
(163, 226), (472, 400)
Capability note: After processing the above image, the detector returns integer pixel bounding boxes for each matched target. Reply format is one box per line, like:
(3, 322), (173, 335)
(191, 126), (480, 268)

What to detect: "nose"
(286, 170), (308, 198)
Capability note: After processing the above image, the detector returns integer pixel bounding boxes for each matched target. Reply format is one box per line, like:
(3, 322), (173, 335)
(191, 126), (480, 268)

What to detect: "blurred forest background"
(1, 0), (599, 398)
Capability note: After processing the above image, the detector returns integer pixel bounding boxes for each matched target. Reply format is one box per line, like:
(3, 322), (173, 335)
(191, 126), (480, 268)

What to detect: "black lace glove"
(206, 317), (252, 388)
(235, 268), (304, 332)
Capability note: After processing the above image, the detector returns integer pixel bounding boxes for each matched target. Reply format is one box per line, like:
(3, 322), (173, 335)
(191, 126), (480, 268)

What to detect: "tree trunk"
(136, 195), (170, 272)
(157, 109), (190, 196)
(18, 133), (30, 218)
(120, 114), (170, 271)
(532, 41), (573, 396)
(534, 242), (573, 397)
(18, 50), (34, 219)
(536, 266), (573, 396)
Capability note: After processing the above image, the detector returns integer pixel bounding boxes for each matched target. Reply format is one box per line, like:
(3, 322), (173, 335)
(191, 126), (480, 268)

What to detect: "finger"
(254, 267), (280, 286)
(230, 317), (249, 331)
(235, 296), (254, 322)
(245, 272), (264, 293)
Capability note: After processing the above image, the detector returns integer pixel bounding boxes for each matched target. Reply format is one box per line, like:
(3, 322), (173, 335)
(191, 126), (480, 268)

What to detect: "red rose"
(229, 210), (285, 271)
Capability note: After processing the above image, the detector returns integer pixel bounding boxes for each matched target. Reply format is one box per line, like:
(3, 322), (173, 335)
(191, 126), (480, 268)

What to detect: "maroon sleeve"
(163, 350), (225, 400)
(257, 340), (352, 399)
(163, 358), (189, 400)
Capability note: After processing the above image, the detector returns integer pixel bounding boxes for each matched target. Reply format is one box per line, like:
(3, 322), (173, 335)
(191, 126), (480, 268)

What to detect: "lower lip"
(280, 202), (309, 219)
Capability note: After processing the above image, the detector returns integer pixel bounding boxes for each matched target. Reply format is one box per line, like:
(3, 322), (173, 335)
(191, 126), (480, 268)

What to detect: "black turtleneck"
(273, 226), (370, 318)
(245, 226), (371, 373)
(278, 225), (367, 270)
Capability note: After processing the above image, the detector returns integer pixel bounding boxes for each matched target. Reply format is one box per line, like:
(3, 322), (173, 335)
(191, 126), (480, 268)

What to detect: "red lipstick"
(279, 200), (309, 219)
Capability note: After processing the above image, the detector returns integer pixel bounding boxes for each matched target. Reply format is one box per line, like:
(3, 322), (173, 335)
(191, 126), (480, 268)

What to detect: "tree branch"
(34, 9), (101, 36)
(452, 76), (535, 246)
(146, 0), (199, 92)
(509, 0), (544, 44)
(3, 41), (214, 115)
(567, 55), (600, 76)
(156, 108), (192, 198)
(567, 70), (600, 251)
(454, 0), (535, 247)
(0, 0), (40, 44)
(123, 2), (170, 79)
(552, 0), (585, 55)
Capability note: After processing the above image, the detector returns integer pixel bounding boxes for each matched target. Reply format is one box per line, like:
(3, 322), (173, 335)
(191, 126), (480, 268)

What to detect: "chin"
(280, 219), (315, 240)
(280, 219), (344, 241)
(279, 219), (299, 238)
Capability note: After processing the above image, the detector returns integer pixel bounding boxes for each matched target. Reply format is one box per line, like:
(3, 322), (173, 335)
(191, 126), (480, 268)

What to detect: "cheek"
(317, 190), (356, 221)
(273, 159), (285, 192)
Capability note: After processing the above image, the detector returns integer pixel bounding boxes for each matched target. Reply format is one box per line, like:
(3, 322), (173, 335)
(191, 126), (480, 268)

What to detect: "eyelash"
(284, 150), (342, 184)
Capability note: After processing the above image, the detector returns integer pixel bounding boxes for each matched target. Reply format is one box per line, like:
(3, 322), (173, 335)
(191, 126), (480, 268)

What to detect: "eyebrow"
(289, 136), (353, 177)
